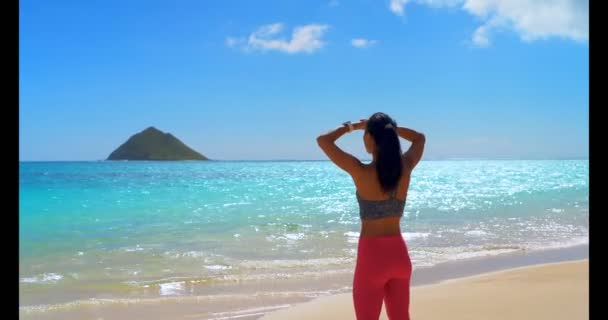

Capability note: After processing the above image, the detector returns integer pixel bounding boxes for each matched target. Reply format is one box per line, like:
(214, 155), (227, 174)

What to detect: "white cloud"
(387, 0), (588, 46)
(390, 0), (408, 16)
(390, 0), (460, 16)
(227, 23), (330, 54)
(351, 38), (378, 48)
(470, 15), (504, 47)
(472, 24), (490, 47)
(463, 0), (588, 45)
(225, 37), (244, 48)
(419, 0), (462, 7)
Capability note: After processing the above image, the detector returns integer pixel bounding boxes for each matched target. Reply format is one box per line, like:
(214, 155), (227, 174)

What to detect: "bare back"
(353, 160), (411, 237)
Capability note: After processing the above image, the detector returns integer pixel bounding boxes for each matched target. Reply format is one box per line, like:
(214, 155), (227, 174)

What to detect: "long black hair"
(366, 112), (402, 193)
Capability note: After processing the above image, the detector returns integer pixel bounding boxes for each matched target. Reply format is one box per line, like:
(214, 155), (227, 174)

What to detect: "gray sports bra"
(356, 189), (406, 220)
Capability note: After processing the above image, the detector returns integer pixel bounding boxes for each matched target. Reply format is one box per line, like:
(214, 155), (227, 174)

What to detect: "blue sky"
(19, 0), (588, 161)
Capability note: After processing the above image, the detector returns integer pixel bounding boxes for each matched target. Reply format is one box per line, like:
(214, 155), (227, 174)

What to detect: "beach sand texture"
(261, 260), (588, 320)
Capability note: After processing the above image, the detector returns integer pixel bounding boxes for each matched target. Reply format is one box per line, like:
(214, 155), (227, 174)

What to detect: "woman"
(316, 112), (425, 320)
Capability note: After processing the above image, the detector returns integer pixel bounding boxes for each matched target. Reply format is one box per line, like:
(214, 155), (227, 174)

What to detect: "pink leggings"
(353, 234), (412, 320)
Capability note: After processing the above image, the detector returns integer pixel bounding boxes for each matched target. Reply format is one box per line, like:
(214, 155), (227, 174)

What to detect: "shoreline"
(20, 244), (588, 320)
(409, 243), (588, 287)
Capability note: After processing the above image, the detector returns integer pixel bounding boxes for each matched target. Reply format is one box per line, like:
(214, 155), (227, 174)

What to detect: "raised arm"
(316, 121), (366, 177)
(397, 126), (426, 170)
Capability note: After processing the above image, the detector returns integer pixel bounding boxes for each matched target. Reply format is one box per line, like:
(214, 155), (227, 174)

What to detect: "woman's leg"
(353, 263), (385, 320)
(384, 237), (412, 320)
(383, 277), (411, 320)
(353, 237), (385, 320)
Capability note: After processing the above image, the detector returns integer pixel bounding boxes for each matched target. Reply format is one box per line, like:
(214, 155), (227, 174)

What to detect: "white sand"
(261, 260), (588, 320)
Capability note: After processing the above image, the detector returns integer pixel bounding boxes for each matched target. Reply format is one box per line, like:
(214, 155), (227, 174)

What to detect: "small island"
(107, 127), (208, 161)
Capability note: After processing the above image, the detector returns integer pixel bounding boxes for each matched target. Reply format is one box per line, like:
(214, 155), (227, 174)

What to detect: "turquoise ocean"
(19, 160), (589, 315)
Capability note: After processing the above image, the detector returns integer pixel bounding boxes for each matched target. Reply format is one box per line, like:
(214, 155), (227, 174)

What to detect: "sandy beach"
(261, 259), (588, 320)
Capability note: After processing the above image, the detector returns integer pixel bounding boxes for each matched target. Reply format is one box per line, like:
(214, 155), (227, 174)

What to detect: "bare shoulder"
(352, 162), (373, 184)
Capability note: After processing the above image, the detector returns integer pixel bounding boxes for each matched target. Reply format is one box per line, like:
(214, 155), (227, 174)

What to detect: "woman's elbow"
(417, 133), (426, 144)
(316, 135), (326, 145)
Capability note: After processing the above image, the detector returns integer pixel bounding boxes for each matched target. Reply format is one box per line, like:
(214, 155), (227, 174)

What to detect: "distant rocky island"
(107, 127), (208, 161)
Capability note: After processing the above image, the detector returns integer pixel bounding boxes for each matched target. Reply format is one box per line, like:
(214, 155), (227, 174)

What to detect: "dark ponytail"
(366, 112), (402, 193)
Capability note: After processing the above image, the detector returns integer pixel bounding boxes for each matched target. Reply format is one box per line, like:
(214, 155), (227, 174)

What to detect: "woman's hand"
(352, 119), (368, 131)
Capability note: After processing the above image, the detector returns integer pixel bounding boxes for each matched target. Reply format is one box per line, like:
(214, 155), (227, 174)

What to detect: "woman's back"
(355, 162), (411, 237)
